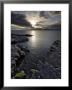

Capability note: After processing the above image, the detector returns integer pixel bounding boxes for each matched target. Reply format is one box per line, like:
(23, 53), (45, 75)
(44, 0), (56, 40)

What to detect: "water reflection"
(31, 30), (36, 46)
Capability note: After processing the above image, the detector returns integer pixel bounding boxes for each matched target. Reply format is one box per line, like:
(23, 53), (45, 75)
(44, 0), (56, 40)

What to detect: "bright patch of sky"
(11, 11), (61, 29)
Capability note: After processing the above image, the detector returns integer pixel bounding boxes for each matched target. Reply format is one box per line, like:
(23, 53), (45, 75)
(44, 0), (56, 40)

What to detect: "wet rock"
(37, 61), (60, 79)
(11, 44), (30, 78)
(11, 38), (61, 79)
(11, 34), (28, 44)
(17, 44), (30, 53)
(53, 40), (61, 47)
(24, 34), (33, 37)
(11, 38), (17, 44)
(12, 33), (33, 37)
(47, 40), (61, 68)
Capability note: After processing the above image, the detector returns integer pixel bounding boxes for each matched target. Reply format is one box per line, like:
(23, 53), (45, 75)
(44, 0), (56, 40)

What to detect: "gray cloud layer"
(11, 12), (32, 27)
(11, 11), (61, 29)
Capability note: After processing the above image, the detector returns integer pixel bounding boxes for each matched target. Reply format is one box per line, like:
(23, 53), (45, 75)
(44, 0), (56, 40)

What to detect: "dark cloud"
(40, 11), (45, 17)
(38, 11), (61, 28)
(11, 11), (61, 29)
(49, 22), (61, 29)
(51, 11), (61, 14)
(11, 12), (32, 27)
(40, 11), (61, 18)
(40, 11), (51, 19)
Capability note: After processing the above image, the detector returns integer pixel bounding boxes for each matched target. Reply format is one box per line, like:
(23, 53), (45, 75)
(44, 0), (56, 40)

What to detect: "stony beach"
(11, 33), (61, 79)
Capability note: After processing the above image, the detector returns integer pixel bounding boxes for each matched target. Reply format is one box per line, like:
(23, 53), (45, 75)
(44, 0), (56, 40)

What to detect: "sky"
(11, 11), (61, 30)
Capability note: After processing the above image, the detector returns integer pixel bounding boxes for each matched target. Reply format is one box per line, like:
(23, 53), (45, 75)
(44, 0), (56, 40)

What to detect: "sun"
(30, 19), (37, 27)
(27, 17), (40, 28)
(28, 17), (38, 28)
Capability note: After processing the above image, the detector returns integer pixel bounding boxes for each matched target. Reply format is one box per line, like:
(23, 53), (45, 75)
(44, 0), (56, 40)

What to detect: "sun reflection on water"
(31, 30), (36, 41)
(31, 30), (36, 46)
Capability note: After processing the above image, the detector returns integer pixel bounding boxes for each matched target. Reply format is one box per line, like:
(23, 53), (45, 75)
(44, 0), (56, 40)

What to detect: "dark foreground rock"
(11, 34), (28, 44)
(11, 39), (61, 79)
(11, 44), (30, 78)
(47, 40), (61, 68)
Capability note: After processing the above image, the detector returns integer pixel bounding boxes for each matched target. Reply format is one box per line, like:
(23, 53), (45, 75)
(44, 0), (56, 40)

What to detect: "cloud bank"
(11, 12), (32, 27)
(11, 11), (61, 29)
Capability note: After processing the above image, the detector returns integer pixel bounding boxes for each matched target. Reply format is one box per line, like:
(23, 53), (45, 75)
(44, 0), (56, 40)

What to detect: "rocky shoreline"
(11, 34), (61, 79)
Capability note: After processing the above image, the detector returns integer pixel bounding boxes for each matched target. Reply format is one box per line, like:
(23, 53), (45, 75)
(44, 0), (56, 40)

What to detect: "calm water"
(12, 30), (61, 56)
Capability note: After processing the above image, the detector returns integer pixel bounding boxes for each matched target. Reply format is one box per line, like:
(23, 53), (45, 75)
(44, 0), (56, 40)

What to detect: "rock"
(11, 44), (30, 78)
(11, 33), (61, 79)
(15, 71), (26, 79)
(37, 61), (60, 79)
(31, 69), (39, 74)
(11, 38), (17, 44)
(47, 40), (61, 68)
(12, 33), (33, 37)
(30, 69), (40, 79)
(24, 34), (33, 37)
(11, 34), (29, 44)
(17, 44), (30, 53)
(53, 40), (61, 47)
